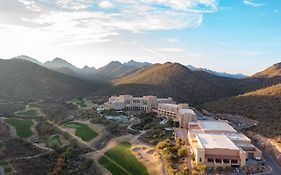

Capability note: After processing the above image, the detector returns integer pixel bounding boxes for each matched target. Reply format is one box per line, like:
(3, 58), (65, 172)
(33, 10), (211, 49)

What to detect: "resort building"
(104, 95), (173, 112)
(158, 103), (197, 128)
(188, 120), (262, 168)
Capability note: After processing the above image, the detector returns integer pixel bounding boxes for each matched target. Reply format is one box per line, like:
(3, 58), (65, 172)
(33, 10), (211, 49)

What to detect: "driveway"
(0, 166), (4, 175)
(255, 144), (281, 175)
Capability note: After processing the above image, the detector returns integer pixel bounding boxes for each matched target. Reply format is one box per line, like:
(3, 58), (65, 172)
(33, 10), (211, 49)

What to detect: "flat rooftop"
(179, 108), (195, 115)
(159, 103), (178, 108)
(225, 133), (251, 142)
(197, 133), (239, 150)
(198, 120), (236, 132)
(174, 128), (188, 139)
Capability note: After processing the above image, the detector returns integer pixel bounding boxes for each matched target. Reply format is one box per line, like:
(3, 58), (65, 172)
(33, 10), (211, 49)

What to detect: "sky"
(0, 0), (280, 75)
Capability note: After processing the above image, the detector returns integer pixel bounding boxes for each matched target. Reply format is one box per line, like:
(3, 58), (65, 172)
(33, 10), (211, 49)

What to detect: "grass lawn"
(5, 118), (33, 138)
(17, 109), (38, 116)
(47, 135), (61, 148)
(75, 98), (87, 108)
(99, 142), (149, 175)
(64, 122), (97, 141)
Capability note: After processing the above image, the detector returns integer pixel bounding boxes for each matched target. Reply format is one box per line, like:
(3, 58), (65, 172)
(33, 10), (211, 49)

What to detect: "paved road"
(260, 149), (281, 175)
(253, 144), (281, 175)
(0, 166), (4, 175)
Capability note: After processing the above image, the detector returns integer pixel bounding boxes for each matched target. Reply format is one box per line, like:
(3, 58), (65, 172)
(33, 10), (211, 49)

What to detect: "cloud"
(243, 0), (266, 7)
(18, 0), (42, 12)
(157, 47), (185, 53)
(0, 0), (219, 46)
(223, 51), (270, 56)
(99, 1), (114, 9)
(273, 9), (279, 14)
(55, 0), (93, 10)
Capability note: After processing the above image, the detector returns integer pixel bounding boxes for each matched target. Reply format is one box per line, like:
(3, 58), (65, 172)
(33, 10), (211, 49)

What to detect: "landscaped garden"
(5, 118), (33, 138)
(99, 142), (149, 175)
(64, 122), (97, 141)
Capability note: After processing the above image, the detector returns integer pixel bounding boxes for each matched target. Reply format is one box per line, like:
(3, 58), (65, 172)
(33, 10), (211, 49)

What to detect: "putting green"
(99, 142), (149, 175)
(64, 122), (97, 141)
(5, 118), (33, 138)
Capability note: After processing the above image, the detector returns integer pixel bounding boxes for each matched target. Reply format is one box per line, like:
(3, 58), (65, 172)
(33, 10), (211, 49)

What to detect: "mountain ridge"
(252, 62), (281, 78)
(0, 59), (99, 100)
(186, 65), (248, 79)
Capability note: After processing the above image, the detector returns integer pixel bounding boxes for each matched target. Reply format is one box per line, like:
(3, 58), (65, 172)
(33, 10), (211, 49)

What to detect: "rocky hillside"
(252, 62), (281, 78)
(203, 83), (281, 136)
(0, 59), (99, 100)
(92, 60), (150, 81)
(100, 62), (243, 104)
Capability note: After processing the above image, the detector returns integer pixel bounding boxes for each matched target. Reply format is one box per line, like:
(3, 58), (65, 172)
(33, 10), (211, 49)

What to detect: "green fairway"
(47, 135), (61, 148)
(5, 118), (33, 138)
(64, 122), (97, 141)
(99, 142), (149, 175)
(17, 109), (38, 116)
(75, 98), (87, 108)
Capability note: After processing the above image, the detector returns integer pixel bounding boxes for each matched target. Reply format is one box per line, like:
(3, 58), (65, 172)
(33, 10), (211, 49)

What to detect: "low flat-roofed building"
(189, 132), (246, 168)
(188, 120), (262, 168)
(198, 120), (237, 133)
(189, 120), (237, 134)
(225, 133), (262, 160)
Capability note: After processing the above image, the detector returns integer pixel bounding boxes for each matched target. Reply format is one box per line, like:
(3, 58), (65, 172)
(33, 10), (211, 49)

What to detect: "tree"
(191, 170), (199, 175)
(191, 153), (196, 161)
(197, 164), (207, 173)
(177, 146), (186, 157)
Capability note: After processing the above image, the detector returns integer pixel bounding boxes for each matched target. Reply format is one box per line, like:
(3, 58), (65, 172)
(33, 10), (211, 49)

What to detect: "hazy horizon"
(0, 0), (280, 74)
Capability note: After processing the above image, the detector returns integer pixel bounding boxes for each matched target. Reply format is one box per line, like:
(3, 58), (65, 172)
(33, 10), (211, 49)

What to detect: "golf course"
(5, 118), (33, 138)
(99, 142), (149, 175)
(64, 122), (97, 141)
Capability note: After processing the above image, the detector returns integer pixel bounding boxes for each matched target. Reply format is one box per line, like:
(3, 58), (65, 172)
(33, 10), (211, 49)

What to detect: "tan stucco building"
(105, 95), (173, 112)
(188, 120), (262, 168)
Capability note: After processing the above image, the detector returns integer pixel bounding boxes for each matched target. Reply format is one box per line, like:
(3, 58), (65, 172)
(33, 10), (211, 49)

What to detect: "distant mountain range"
(0, 58), (100, 100)
(185, 65), (248, 79)
(1, 55), (280, 105)
(14, 55), (150, 81)
(15, 55), (248, 80)
(1, 56), (280, 137)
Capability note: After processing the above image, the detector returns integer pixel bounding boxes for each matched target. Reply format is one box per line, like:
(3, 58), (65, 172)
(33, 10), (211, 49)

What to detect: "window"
(199, 158), (202, 162)
(231, 160), (238, 164)
(207, 158), (213, 163)
(215, 159), (222, 163)
(223, 159), (230, 164)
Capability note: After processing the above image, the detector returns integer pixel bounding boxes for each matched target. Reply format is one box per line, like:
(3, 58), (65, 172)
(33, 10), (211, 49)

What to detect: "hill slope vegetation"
(204, 83), (281, 136)
(252, 62), (281, 78)
(100, 62), (243, 104)
(0, 59), (98, 100)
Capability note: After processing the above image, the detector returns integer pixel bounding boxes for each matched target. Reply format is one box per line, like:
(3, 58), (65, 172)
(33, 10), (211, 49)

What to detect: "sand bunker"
(147, 149), (156, 155)
(132, 147), (141, 152)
